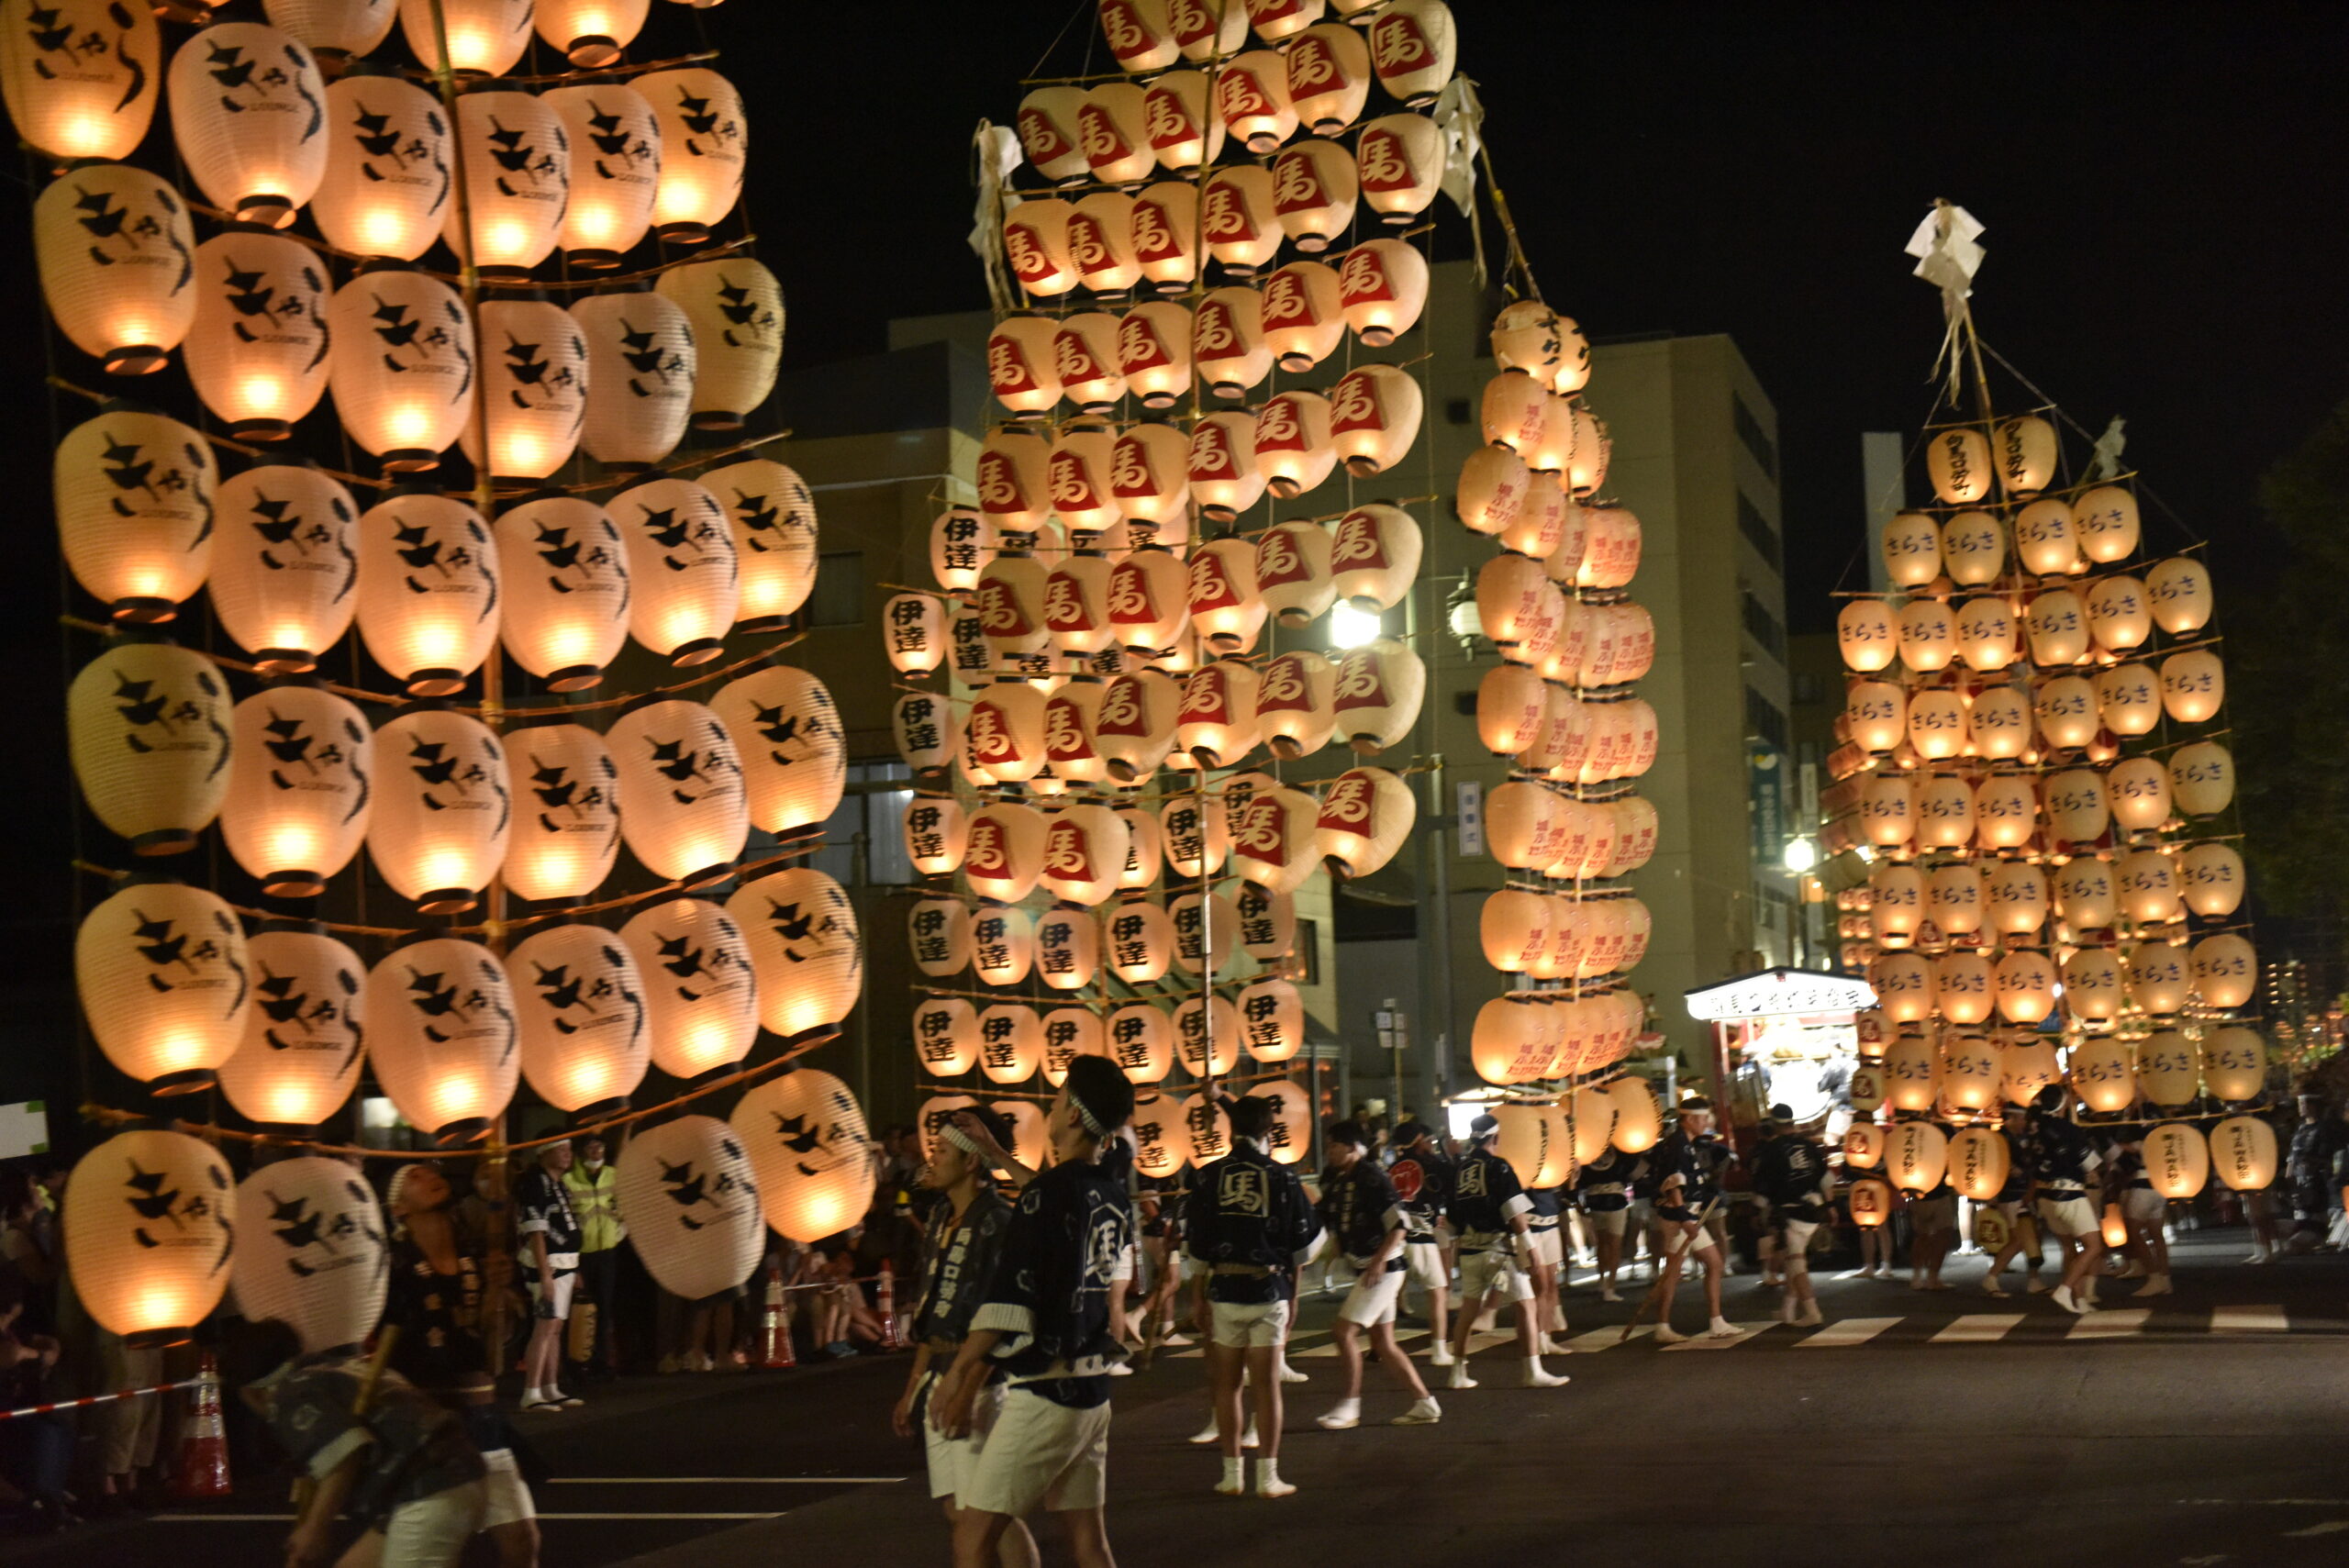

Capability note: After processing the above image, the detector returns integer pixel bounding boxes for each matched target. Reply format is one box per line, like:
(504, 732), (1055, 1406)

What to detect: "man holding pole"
(1439, 1115), (1569, 1390)
(1646, 1098), (1740, 1342)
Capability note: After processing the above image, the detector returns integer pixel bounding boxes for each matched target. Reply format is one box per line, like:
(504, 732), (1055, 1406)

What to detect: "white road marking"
(2069, 1308), (2151, 1340)
(1795, 1316), (1902, 1348)
(1564, 1322), (1652, 1351)
(1931, 1313), (2026, 1343)
(547, 1477), (905, 1485)
(2281, 1522), (2349, 1538)
(160, 1514), (790, 1522)
(1293, 1328), (1423, 1358)
(1658, 1320), (1774, 1351)
(2209, 1304), (2289, 1334)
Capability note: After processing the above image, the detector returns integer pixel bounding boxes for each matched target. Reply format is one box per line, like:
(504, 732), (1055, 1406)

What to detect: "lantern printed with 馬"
(729, 868), (861, 1045)
(69, 640), (230, 857)
(222, 686), (372, 896)
(1330, 363), (1423, 476)
(64, 1131), (233, 1345)
(616, 1115), (763, 1299)
(1257, 650), (1337, 759)
(364, 938), (516, 1143)
(358, 492), (499, 695)
(168, 23), (327, 229)
(494, 497), (629, 692)
(56, 408), (216, 624)
(1230, 784), (1320, 895)
(2, 0), (161, 162)
(572, 291), (696, 473)
(1331, 504), (1422, 611)
(711, 665), (844, 840)
(1139, 67), (1219, 171)
(1317, 766), (1414, 879)
(328, 271), (474, 473)
(1201, 163), (1281, 273)
(620, 897), (757, 1081)
(1193, 290), (1272, 405)
(232, 1155), (389, 1355)
(1040, 805), (1130, 907)
(35, 164), (195, 375)
(367, 708), (508, 914)
(1017, 87), (1090, 183)
(444, 91), (569, 280)
(546, 83), (661, 268)
(654, 258), (782, 431)
(508, 923), (650, 1117)
(1332, 639), (1426, 754)
(965, 683), (1048, 787)
(607, 700), (747, 886)
(77, 880), (250, 1095)
(613, 477), (740, 665)
(500, 724), (619, 904)
(218, 928), (366, 1129)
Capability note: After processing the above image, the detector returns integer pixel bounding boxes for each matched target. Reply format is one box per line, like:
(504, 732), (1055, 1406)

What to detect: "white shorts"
(1530, 1228), (1563, 1270)
(2121, 1188), (2165, 1226)
(480, 1448), (536, 1529)
(1337, 1262), (1406, 1328)
(1209, 1297), (1292, 1350)
(1457, 1247), (1533, 1304)
(526, 1269), (576, 1321)
(923, 1374), (1003, 1502)
(2037, 1195), (2098, 1240)
(1402, 1240), (1447, 1291)
(382, 1480), (487, 1568)
(1586, 1207), (1628, 1237)
(1779, 1219), (1819, 1262)
(962, 1385), (1110, 1517)
(1112, 1243), (1136, 1285)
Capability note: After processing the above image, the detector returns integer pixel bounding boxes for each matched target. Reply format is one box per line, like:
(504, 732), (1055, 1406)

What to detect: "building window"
(1740, 586), (1786, 662)
(1791, 671), (1825, 706)
(1445, 397), (1472, 426)
(801, 761), (914, 886)
(1736, 490), (1782, 569)
(1732, 394), (1778, 479)
(1744, 685), (1787, 751)
(807, 550), (864, 627)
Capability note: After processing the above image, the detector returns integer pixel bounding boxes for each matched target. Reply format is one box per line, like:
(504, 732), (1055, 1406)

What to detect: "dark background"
(3, 0), (2343, 1110)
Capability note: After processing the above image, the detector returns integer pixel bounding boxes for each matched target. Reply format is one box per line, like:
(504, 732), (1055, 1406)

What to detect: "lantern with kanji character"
(2143, 1122), (2208, 1198)
(616, 1114), (763, 1296)
(64, 1130), (233, 1345)
(364, 937), (517, 1142)
(508, 923), (649, 1117)
(729, 867), (860, 1045)
(636, 67), (744, 242)
(77, 879), (250, 1095)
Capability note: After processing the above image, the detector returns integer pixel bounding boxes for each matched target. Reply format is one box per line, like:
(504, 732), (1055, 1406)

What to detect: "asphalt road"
(10, 1227), (2347, 1568)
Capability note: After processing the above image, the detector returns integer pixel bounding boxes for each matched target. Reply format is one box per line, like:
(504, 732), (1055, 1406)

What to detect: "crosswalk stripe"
(2067, 1307), (2150, 1340)
(1564, 1322), (1651, 1351)
(1932, 1313), (2026, 1343)
(1795, 1316), (1902, 1348)
(1659, 1320), (1775, 1351)
(1293, 1328), (1424, 1358)
(2210, 1304), (2289, 1334)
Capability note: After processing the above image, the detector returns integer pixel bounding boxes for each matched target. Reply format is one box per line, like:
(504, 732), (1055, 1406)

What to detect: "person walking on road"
(1978, 1106), (2049, 1296)
(2021, 1085), (2106, 1315)
(1575, 1142), (1635, 1302)
(894, 1106), (1027, 1567)
(1439, 1116), (1569, 1391)
(930, 1056), (1136, 1568)
(1750, 1106), (1829, 1327)
(1384, 1121), (1456, 1366)
(1312, 1121), (1440, 1431)
(1184, 1095), (1322, 1499)
(2104, 1131), (2173, 1296)
(1649, 1098), (1739, 1342)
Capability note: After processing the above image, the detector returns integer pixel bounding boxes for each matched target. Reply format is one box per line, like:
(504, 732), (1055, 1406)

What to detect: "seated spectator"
(0, 1272), (72, 1531)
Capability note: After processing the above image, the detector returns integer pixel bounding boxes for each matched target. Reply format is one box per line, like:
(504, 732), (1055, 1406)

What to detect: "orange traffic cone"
(756, 1263), (796, 1370)
(877, 1261), (904, 1351)
(172, 1351), (232, 1500)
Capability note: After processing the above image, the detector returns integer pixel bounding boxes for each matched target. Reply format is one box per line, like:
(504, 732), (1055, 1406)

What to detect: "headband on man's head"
(941, 1122), (984, 1158)
(1070, 1092), (1111, 1139)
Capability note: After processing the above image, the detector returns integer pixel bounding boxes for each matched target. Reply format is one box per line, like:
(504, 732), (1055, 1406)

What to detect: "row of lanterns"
(1832, 749), (2239, 853)
(1842, 1020), (2267, 1116)
(913, 976), (1305, 1084)
(1839, 1114), (2273, 1212)
(69, 641), (844, 895)
(1857, 842), (2246, 937)
(1838, 663), (2225, 762)
(911, 882), (1297, 986)
(1836, 562), (2215, 676)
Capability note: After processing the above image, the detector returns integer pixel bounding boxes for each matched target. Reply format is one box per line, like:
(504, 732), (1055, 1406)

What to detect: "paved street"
(9, 1229), (2346, 1568)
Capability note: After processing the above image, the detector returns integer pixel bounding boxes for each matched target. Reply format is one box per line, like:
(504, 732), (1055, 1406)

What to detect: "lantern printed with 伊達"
(69, 640), (230, 857)
(56, 409), (216, 624)
(368, 708), (508, 913)
(65, 1130), (234, 1344)
(620, 897), (757, 1080)
(885, 594), (945, 674)
(733, 1068), (871, 1247)
(1317, 766), (1414, 879)
(913, 997), (978, 1077)
(1169, 889), (1240, 978)
(77, 880), (250, 1095)
(500, 724), (619, 903)
(35, 165), (195, 375)
(1174, 995), (1241, 1080)
(210, 466), (359, 673)
(607, 700), (747, 886)
(573, 292), (696, 473)
(546, 83), (661, 268)
(654, 258), (782, 431)
(464, 298), (587, 481)
(358, 492), (499, 695)
(616, 1115), (763, 1298)
(977, 1005), (1046, 1085)
(233, 1155), (388, 1354)
(495, 497), (629, 692)
(328, 271), (474, 473)
(218, 928), (365, 1128)
(1035, 906), (1099, 991)
(705, 459), (817, 629)
(508, 923), (650, 1116)
(613, 477), (739, 665)
(1130, 1093), (1192, 1177)
(906, 896), (972, 980)
(1041, 1006), (1105, 1087)
(3, 0), (161, 162)
(168, 24), (327, 229)
(711, 665), (843, 840)
(222, 686), (372, 897)
(729, 867), (861, 1045)
(636, 67), (746, 242)
(365, 938), (517, 1142)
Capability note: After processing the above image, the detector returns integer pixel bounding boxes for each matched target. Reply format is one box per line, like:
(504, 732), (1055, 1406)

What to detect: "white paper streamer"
(1433, 76), (1488, 287)
(1905, 202), (1986, 401)
(968, 120), (1025, 316)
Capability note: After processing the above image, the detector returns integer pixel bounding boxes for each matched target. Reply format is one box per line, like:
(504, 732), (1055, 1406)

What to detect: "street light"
(1782, 836), (1819, 874)
(1330, 601), (1384, 650)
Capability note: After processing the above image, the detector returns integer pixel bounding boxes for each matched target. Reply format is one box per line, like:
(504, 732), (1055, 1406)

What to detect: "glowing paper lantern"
(440, 90), (570, 279)
(1103, 901), (1174, 989)
(356, 492), (497, 695)
(326, 271), (473, 473)
(462, 297), (588, 480)
(395, 0), (532, 72)
(1881, 1034), (1942, 1112)
(365, 938), (517, 1141)
(494, 496), (633, 692)
(894, 692), (956, 775)
(2072, 485), (2141, 562)
(1106, 1004), (1174, 1088)
(369, 708), (508, 913)
(544, 82), (661, 268)
(64, 1130), (233, 1343)
(536, 0), (651, 65)
(1886, 1120), (1947, 1192)
(2, 0), (161, 161)
(2146, 557), (2213, 633)
(34, 165), (195, 375)
(2158, 650), (2224, 725)
(1101, 0), (1179, 72)
(729, 867), (861, 1044)
(2133, 1032), (2196, 1106)
(1366, 0), (1455, 104)
(221, 686), (371, 896)
(1941, 511), (2003, 584)
(704, 458), (817, 629)
(1843, 1122), (1885, 1169)
(1130, 181), (1199, 292)
(572, 290), (696, 472)
(710, 665), (843, 840)
(1173, 995), (1241, 1081)
(203, 466), (356, 673)
(965, 802), (1050, 906)
(1880, 513), (1942, 587)
(1317, 765), (1413, 878)
(1271, 139), (1357, 251)
(2001, 1039), (2060, 1106)
(1329, 363), (1422, 475)
(654, 257), (782, 430)
(1355, 113), (1442, 223)
(965, 683), (1049, 785)
(2012, 499), (2076, 576)
(2127, 940), (2191, 1016)
(970, 1005), (1041, 1085)
(732, 1069), (870, 1245)
(1608, 1076), (1661, 1153)
(1847, 1176), (1895, 1228)
(1925, 426), (1992, 505)
(2169, 741), (2235, 817)
(2178, 842), (2245, 917)
(607, 700), (746, 885)
(55, 408), (215, 623)
(907, 897), (973, 980)
(2191, 934), (2256, 1009)
(916, 1094), (981, 1160)
(77, 879), (250, 1093)
(310, 74), (451, 261)
(2210, 1115), (2278, 1193)
(1287, 21), (1370, 132)
(1945, 1126), (2009, 1202)
(218, 928), (366, 1128)
(1934, 951), (1992, 1024)
(2070, 1038), (2135, 1114)
(1170, 888), (1240, 977)
(1337, 237), (1428, 344)
(1034, 906), (1099, 992)
(500, 724), (619, 903)
(1330, 504), (1421, 610)
(617, 896), (754, 1081)
(68, 641), (230, 856)
(1130, 1093), (1191, 1176)
(167, 24), (327, 228)
(2060, 946), (2124, 1022)
(508, 923), (649, 1116)
(2143, 1123), (2208, 1198)
(615, 1114), (762, 1297)
(1041, 1006), (1105, 1088)
(1041, 804), (1131, 907)
(2054, 858), (2115, 930)
(1214, 48), (1295, 151)
(2203, 1027), (2265, 1102)
(185, 233), (330, 439)
(610, 476), (739, 665)
(637, 67), (745, 241)
(1943, 1036), (2001, 1110)
(1331, 637), (1425, 754)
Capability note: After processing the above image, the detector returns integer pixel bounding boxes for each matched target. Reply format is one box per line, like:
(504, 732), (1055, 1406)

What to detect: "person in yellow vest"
(562, 1137), (625, 1383)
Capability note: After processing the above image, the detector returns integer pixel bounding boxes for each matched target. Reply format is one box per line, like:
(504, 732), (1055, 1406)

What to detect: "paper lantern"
(1101, 0), (1179, 72)
(978, 425), (1055, 539)
(897, 796), (968, 880)
(1187, 539), (1266, 652)
(964, 682), (1048, 785)
(654, 257), (782, 430)
(1004, 195), (1079, 297)
(1102, 1003), (1172, 1087)
(1935, 951), (1992, 1024)
(1213, 49), (1295, 151)
(397, 0), (531, 73)
(356, 491), (498, 695)
(729, 867), (860, 1044)
(2040, 768), (2107, 846)
(1198, 162), (1279, 274)
(974, 914), (1039, 993)
(1868, 862), (1923, 940)
(1040, 1006), (1106, 1089)
(1329, 363), (1422, 476)
(606, 699), (746, 885)
(1987, 414), (2056, 497)
(2060, 947), (2124, 1022)
(906, 896), (973, 979)
(507, 923), (650, 1116)
(2199, 1026), (2265, 1102)
(694, 459), (813, 630)
(2091, 662), (2159, 737)
(2178, 841), (2245, 917)
(484, 499), (628, 692)
(2032, 675), (2098, 751)
(1857, 774), (1914, 849)
(2127, 940), (2191, 1016)
(2065, 484), (2138, 563)
(608, 476), (740, 664)
(1606, 1076), (1660, 1153)
(499, 723), (620, 903)
(1943, 1126), (2009, 1202)
(613, 896), (754, 1080)
(64, 1130), (233, 1344)
(1366, 0), (1455, 103)
(986, 315), (1062, 417)
(166, 24), (327, 228)
(1241, 651), (1330, 763)
(55, 408), (215, 623)
(2146, 557), (2213, 633)
(729, 1068), (870, 1249)
(202, 466), (355, 673)
(1041, 804), (1131, 908)
(1129, 180), (1200, 293)
(2054, 858), (2116, 931)
(915, 1093), (982, 1160)
(2069, 1038), (2135, 1114)
(1356, 113), (1442, 223)
(1470, 997), (1548, 1085)
(68, 641), (230, 856)
(368, 708), (509, 912)
(1906, 692), (1966, 762)
(535, 0), (651, 64)
(1925, 426), (1992, 505)
(306, 73), (452, 261)
(893, 692), (956, 776)
(1898, 600), (1958, 673)
(459, 297), (587, 480)
(1032, 906), (1098, 992)
(1842, 1121), (1884, 1169)
(2143, 1123), (2208, 1198)
(34, 164), (195, 375)
(1170, 888), (1239, 976)
(541, 82), (662, 267)
(2190, 933), (2255, 1009)
(2001, 1038), (2060, 1106)
(571, 290), (696, 472)
(364, 938), (516, 1141)
(1886, 1120), (1947, 1192)
(2105, 763), (2171, 840)
(1269, 139), (1357, 252)
(1016, 86), (1090, 183)
(2132, 1031), (2196, 1106)
(1138, 67), (1219, 172)
(2024, 588), (2088, 668)
(2083, 576), (2151, 653)
(1842, 681), (1904, 754)
(1879, 512), (1941, 587)
(440, 90), (571, 278)
(2210, 1115), (2278, 1193)
(1171, 995), (1241, 1081)
(1846, 1176), (1896, 1228)
(615, 1114), (763, 1297)
(1100, 900), (1173, 988)
(1331, 637), (1424, 754)
(219, 685), (370, 896)
(1338, 237), (1429, 344)
(1129, 1092), (1191, 1176)
(2154, 649), (2224, 725)
(969, 1004), (1042, 1086)
(2011, 499), (2076, 576)
(2, 0), (160, 161)
(1254, 396), (1339, 505)
(1330, 504), (1421, 610)
(1950, 597), (2013, 673)
(76, 879), (249, 1093)
(1993, 951), (2058, 1024)
(218, 928), (365, 1127)
(964, 801), (1049, 904)
(1052, 315), (1128, 417)
(2169, 741), (2235, 817)
(1943, 1035), (2001, 1109)
(1940, 511), (2003, 584)
(633, 66), (744, 242)
(1230, 784), (1319, 895)
(1881, 1034), (1941, 1112)
(1317, 765), (1413, 879)
(325, 271), (473, 472)
(1475, 662), (1547, 756)
(708, 664), (841, 839)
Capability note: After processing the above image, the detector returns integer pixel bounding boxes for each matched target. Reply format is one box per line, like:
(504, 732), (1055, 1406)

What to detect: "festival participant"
(1978, 1106), (2048, 1296)
(1575, 1142), (1636, 1302)
(1184, 1095), (1322, 1499)
(894, 1107), (1027, 1566)
(1312, 1121), (1441, 1430)
(1649, 1098), (1739, 1342)
(2103, 1130), (2171, 1296)
(1906, 1128), (1959, 1293)
(1439, 1116), (1568, 1391)
(1749, 1106), (1829, 1327)
(1521, 1179), (1568, 1350)
(930, 1057), (1136, 1568)
(1132, 1172), (1190, 1354)
(2021, 1084), (2105, 1316)
(1385, 1121), (1456, 1365)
